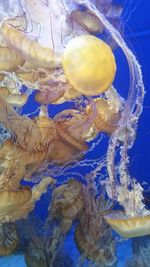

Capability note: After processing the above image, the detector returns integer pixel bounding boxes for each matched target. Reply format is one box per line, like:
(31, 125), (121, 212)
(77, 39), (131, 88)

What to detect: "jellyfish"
(0, 0), (119, 106)
(62, 34), (116, 96)
(0, 160), (55, 223)
(72, 172), (117, 266)
(72, 0), (146, 239)
(0, 222), (18, 256)
(46, 178), (84, 264)
(50, 179), (83, 221)
(75, 213), (116, 266)
(0, 0), (146, 240)
(0, 96), (56, 151)
(1, 17), (61, 69)
(0, 45), (25, 72)
(69, 1), (123, 48)
(69, 9), (103, 34)
(54, 98), (97, 142)
(20, 215), (74, 267)
(86, 95), (121, 136)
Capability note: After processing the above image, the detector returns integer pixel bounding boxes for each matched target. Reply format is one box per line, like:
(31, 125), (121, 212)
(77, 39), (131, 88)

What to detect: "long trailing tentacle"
(75, 0), (145, 199)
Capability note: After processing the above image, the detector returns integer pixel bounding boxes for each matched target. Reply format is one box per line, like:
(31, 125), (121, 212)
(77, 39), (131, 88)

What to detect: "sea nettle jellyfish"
(74, 0), (146, 238)
(0, 222), (18, 256)
(0, 0), (146, 239)
(74, 173), (116, 266)
(47, 178), (84, 264)
(22, 216), (74, 267)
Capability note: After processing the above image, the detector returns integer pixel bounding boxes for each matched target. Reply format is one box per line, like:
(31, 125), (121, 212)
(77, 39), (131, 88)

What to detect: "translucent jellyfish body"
(62, 35), (116, 96)
(51, 179), (83, 221)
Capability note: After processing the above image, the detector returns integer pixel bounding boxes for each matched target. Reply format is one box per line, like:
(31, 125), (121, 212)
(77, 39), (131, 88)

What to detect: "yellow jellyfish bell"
(62, 35), (116, 96)
(105, 212), (150, 238)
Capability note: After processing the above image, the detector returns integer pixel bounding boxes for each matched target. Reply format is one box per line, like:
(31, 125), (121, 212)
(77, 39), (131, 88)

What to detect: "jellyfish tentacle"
(77, 0), (145, 199)
(0, 96), (57, 152)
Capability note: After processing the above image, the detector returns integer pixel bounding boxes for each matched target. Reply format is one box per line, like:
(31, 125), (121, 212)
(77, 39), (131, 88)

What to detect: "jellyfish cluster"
(0, 0), (148, 266)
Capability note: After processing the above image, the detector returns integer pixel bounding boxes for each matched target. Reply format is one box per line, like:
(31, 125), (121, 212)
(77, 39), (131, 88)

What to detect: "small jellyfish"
(51, 179), (83, 221)
(92, 98), (120, 135)
(69, 9), (103, 33)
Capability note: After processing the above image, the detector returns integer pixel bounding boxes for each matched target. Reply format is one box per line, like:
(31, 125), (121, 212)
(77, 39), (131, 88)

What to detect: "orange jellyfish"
(104, 180), (150, 238)
(105, 212), (150, 239)
(91, 97), (120, 135)
(54, 98), (97, 145)
(69, 9), (103, 34)
(75, 213), (116, 266)
(62, 35), (116, 96)
(51, 179), (83, 221)
(1, 18), (61, 69)
(48, 178), (84, 264)
(0, 95), (56, 152)
(74, 178), (116, 266)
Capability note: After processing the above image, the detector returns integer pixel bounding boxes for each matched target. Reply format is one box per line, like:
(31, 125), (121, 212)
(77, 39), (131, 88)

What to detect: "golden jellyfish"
(62, 35), (116, 96)
(0, 223), (18, 256)
(0, 0), (147, 248)
(48, 138), (84, 163)
(104, 180), (150, 238)
(75, 215), (116, 266)
(53, 109), (89, 157)
(54, 98), (97, 146)
(92, 98), (120, 135)
(34, 70), (82, 105)
(0, 96), (56, 152)
(51, 179), (83, 221)
(74, 178), (117, 266)
(0, 45), (25, 72)
(1, 18), (61, 69)
(69, 9), (103, 33)
(48, 179), (84, 262)
(34, 71), (66, 104)
(105, 212), (150, 239)
(0, 187), (32, 217)
(0, 161), (55, 222)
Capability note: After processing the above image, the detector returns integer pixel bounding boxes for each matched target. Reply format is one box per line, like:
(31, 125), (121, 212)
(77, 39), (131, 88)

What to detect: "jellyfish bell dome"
(0, 188), (32, 221)
(62, 35), (116, 96)
(104, 212), (150, 238)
